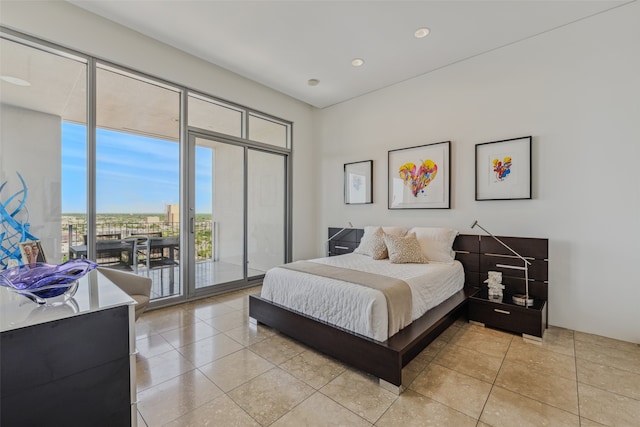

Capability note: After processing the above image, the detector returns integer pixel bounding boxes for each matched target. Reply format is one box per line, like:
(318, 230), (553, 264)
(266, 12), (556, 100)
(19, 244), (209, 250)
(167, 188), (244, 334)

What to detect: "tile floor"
(134, 287), (640, 426)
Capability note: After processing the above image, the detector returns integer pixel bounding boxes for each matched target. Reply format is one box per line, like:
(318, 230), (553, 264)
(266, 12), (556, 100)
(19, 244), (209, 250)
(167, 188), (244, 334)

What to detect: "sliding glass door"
(191, 134), (245, 292)
(247, 149), (286, 278)
(187, 134), (288, 294)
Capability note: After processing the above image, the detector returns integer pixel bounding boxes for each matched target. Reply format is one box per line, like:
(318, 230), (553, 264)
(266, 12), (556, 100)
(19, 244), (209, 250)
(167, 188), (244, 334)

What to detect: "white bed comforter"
(260, 253), (464, 341)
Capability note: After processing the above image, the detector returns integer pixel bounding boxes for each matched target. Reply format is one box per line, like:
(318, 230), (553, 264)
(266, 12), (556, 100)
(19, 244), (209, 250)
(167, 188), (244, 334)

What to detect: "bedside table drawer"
(468, 298), (546, 338)
(329, 240), (358, 256)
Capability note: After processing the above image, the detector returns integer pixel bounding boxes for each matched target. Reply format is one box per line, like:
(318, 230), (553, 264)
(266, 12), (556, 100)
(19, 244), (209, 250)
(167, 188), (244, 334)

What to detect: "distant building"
(146, 216), (160, 223)
(166, 204), (179, 225)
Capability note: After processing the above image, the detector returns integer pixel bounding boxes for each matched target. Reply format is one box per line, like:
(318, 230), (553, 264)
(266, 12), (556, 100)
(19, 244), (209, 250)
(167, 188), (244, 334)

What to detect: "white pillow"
(354, 226), (388, 259)
(381, 226), (408, 237)
(409, 227), (458, 263)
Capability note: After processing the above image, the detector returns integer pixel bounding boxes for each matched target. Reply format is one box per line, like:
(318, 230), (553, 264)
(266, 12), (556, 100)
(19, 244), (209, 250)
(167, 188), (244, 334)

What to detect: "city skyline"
(62, 122), (213, 214)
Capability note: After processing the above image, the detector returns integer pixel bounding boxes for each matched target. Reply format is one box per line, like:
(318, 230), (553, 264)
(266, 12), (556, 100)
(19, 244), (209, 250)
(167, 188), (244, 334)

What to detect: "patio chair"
(96, 238), (135, 271)
(97, 267), (152, 320)
(129, 234), (178, 276)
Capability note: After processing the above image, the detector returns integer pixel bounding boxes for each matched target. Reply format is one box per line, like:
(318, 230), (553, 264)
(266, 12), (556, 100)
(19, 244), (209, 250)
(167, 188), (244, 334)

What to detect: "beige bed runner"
(279, 261), (412, 336)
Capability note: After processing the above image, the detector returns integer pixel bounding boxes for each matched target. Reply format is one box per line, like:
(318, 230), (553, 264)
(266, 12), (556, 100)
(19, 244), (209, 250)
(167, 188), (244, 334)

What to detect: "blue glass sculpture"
(0, 259), (97, 304)
(1, 172), (38, 269)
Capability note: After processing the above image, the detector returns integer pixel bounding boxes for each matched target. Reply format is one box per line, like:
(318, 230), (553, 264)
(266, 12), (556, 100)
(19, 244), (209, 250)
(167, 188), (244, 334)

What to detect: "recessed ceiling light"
(307, 79), (320, 86)
(351, 58), (365, 67)
(0, 75), (31, 86)
(414, 27), (430, 38)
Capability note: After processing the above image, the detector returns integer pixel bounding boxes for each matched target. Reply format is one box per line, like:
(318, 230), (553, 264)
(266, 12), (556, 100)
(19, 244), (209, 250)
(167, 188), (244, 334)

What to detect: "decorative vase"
(0, 259), (97, 305)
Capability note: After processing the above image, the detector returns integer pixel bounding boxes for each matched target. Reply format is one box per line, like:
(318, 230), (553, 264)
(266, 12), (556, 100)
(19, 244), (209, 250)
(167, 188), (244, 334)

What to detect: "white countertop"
(0, 269), (136, 332)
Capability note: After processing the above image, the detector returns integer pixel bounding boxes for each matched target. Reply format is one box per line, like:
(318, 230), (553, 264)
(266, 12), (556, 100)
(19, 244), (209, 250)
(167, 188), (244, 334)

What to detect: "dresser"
(0, 270), (137, 426)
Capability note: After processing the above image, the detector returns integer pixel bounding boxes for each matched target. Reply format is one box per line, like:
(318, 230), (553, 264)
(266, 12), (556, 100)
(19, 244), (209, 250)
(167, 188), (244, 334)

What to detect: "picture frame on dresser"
(388, 141), (450, 209)
(344, 160), (373, 204)
(475, 136), (532, 201)
(19, 240), (46, 264)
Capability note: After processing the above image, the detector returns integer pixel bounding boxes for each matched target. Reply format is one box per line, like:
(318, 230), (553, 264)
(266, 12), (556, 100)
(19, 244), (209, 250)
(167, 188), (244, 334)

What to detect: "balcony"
(61, 217), (266, 300)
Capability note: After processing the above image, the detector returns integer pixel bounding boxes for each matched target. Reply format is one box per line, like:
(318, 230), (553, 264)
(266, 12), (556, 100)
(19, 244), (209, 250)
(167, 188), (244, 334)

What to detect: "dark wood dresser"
(0, 270), (137, 426)
(456, 235), (549, 340)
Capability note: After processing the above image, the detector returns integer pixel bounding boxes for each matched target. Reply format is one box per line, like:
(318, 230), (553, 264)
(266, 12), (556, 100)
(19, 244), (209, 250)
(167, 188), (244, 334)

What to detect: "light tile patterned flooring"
(135, 286), (640, 426)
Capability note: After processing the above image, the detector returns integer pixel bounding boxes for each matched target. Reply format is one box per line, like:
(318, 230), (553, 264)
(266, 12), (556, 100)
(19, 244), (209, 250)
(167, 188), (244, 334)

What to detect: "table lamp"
(471, 220), (533, 307)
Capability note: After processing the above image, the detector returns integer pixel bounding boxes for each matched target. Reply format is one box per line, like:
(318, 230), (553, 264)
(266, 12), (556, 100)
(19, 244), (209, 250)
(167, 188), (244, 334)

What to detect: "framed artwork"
(475, 136), (532, 200)
(388, 141), (450, 209)
(344, 160), (373, 204)
(19, 240), (46, 265)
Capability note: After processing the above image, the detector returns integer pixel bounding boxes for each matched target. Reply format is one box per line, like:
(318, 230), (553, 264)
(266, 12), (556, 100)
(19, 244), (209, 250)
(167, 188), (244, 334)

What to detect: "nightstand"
(468, 289), (547, 340)
(327, 227), (363, 256)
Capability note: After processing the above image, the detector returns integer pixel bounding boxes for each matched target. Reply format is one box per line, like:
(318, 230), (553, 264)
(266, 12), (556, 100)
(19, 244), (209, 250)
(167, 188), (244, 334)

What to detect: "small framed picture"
(475, 136), (532, 201)
(19, 240), (46, 265)
(388, 141), (451, 209)
(344, 160), (373, 204)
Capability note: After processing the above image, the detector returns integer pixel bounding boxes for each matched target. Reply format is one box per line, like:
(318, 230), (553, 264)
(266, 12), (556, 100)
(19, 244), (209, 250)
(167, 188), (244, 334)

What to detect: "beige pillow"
(383, 232), (428, 264)
(354, 226), (388, 260)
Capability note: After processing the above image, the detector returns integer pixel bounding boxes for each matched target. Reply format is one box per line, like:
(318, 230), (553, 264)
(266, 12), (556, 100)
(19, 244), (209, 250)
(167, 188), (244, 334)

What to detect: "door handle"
(190, 217), (195, 233)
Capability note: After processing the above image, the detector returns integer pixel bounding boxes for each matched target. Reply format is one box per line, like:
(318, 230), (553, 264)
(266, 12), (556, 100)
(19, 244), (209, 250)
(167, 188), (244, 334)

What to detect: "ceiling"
(67, 0), (629, 108)
(0, 38), (285, 143)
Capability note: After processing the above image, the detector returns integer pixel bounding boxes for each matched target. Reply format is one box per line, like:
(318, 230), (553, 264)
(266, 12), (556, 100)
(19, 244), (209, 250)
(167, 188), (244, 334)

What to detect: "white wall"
(316, 3), (640, 343)
(0, 0), (319, 261)
(0, 105), (62, 263)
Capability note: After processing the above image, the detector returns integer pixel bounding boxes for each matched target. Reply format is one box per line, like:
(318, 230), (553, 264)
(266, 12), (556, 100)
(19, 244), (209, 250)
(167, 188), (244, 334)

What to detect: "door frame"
(185, 129), (292, 299)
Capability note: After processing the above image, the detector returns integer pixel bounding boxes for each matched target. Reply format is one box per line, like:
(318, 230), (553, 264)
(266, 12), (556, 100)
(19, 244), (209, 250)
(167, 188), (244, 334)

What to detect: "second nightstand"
(468, 289), (547, 340)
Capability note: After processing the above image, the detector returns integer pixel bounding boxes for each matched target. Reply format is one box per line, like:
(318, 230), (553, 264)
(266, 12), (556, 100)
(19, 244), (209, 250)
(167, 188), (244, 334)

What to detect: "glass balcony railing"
(60, 218), (213, 262)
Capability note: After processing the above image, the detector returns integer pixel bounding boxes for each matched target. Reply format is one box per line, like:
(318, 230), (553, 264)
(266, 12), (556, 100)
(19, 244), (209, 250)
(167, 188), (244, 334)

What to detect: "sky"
(61, 122), (212, 214)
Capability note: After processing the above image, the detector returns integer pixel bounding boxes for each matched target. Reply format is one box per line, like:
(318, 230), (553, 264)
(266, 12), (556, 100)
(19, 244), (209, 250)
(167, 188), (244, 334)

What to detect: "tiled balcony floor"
(134, 288), (640, 426)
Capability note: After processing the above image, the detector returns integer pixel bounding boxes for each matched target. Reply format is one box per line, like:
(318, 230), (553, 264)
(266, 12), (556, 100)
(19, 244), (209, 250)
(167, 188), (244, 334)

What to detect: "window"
(1, 29), (292, 305)
(188, 94), (243, 138)
(0, 35), (87, 265)
(249, 113), (289, 148)
(95, 64), (182, 298)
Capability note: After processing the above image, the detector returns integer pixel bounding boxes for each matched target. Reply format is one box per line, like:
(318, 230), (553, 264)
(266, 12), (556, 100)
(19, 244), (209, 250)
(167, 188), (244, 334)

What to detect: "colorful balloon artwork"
(0, 173), (38, 270)
(492, 156), (512, 181)
(399, 159), (438, 197)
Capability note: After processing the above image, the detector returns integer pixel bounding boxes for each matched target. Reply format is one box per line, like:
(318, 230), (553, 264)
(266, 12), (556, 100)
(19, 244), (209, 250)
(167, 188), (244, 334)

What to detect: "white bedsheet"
(260, 253), (464, 341)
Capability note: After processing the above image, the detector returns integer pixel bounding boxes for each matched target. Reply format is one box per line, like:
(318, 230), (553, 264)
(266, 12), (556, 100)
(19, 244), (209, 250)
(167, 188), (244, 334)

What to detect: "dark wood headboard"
(453, 234), (549, 301)
(328, 228), (549, 301)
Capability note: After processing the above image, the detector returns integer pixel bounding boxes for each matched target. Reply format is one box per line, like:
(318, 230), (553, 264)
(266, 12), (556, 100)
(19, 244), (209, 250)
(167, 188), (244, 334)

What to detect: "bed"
(249, 227), (548, 392)
(260, 253), (464, 342)
(249, 226), (484, 392)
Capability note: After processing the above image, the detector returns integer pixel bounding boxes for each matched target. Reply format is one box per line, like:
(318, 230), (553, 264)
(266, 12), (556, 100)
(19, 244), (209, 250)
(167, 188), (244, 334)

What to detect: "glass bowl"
(0, 259), (97, 305)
